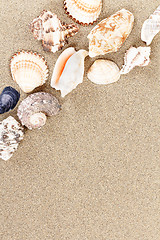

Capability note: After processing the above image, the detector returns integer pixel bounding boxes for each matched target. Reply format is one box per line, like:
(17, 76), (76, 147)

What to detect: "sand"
(0, 1), (160, 239)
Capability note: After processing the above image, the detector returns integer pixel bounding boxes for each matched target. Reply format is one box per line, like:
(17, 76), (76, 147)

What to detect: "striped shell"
(10, 51), (48, 93)
(64, 0), (102, 26)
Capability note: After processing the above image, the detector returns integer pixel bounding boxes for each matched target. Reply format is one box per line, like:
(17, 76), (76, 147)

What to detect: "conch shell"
(17, 92), (61, 130)
(0, 116), (24, 161)
(120, 46), (151, 75)
(51, 48), (88, 97)
(88, 9), (134, 57)
(10, 51), (48, 93)
(30, 10), (79, 53)
(64, 0), (102, 26)
(141, 5), (160, 45)
(87, 60), (120, 85)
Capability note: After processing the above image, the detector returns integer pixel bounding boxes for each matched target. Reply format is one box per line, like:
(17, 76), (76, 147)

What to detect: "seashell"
(10, 51), (48, 93)
(88, 9), (134, 57)
(87, 59), (120, 85)
(141, 5), (160, 45)
(30, 10), (79, 53)
(51, 47), (76, 86)
(64, 0), (102, 26)
(17, 92), (61, 130)
(120, 46), (151, 75)
(51, 48), (88, 97)
(0, 116), (24, 161)
(0, 87), (20, 114)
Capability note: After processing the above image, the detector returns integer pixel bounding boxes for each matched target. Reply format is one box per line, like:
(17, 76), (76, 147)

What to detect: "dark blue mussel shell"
(0, 86), (20, 114)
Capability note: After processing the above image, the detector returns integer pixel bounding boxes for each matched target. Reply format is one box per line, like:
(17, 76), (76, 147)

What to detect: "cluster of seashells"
(0, 1), (159, 160)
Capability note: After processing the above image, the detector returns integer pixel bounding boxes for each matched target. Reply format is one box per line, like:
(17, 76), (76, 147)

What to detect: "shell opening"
(29, 112), (47, 129)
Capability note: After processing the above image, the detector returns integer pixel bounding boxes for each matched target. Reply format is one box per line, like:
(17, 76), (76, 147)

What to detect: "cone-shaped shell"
(64, 0), (102, 26)
(17, 92), (61, 130)
(51, 49), (88, 97)
(10, 51), (48, 93)
(88, 9), (134, 57)
(141, 5), (160, 45)
(87, 60), (120, 85)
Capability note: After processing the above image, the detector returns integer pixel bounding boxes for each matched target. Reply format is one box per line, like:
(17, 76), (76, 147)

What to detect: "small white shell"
(141, 5), (160, 45)
(120, 46), (151, 75)
(87, 60), (120, 85)
(51, 49), (88, 97)
(10, 51), (48, 93)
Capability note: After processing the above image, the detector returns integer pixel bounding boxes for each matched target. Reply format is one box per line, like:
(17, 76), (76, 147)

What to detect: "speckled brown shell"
(17, 92), (61, 130)
(0, 116), (24, 160)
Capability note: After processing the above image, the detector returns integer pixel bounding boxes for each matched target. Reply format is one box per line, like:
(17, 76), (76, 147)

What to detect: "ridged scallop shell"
(51, 48), (88, 97)
(17, 92), (61, 130)
(64, 0), (102, 26)
(141, 5), (160, 45)
(120, 46), (151, 74)
(10, 51), (48, 93)
(30, 10), (79, 53)
(88, 9), (134, 57)
(0, 116), (24, 161)
(87, 60), (120, 85)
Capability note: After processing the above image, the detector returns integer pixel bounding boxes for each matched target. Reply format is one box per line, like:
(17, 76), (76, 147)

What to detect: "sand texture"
(0, 1), (160, 239)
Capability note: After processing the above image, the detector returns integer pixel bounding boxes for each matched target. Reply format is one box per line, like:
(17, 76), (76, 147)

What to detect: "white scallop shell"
(10, 51), (48, 93)
(141, 5), (160, 45)
(51, 49), (88, 97)
(87, 60), (120, 85)
(120, 46), (151, 75)
(88, 9), (134, 57)
(64, 0), (102, 25)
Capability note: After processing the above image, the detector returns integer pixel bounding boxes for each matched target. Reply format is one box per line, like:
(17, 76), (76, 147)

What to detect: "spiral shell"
(17, 92), (61, 130)
(30, 10), (79, 53)
(120, 46), (151, 74)
(141, 5), (160, 45)
(51, 48), (88, 97)
(10, 51), (48, 93)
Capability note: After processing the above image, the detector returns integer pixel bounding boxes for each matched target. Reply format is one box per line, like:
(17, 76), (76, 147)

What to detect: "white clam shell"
(51, 49), (88, 97)
(120, 46), (151, 75)
(141, 5), (160, 45)
(87, 60), (120, 85)
(10, 51), (48, 93)
(64, 0), (102, 25)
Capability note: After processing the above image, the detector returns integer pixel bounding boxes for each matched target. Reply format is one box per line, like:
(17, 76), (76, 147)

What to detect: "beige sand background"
(0, 0), (160, 239)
